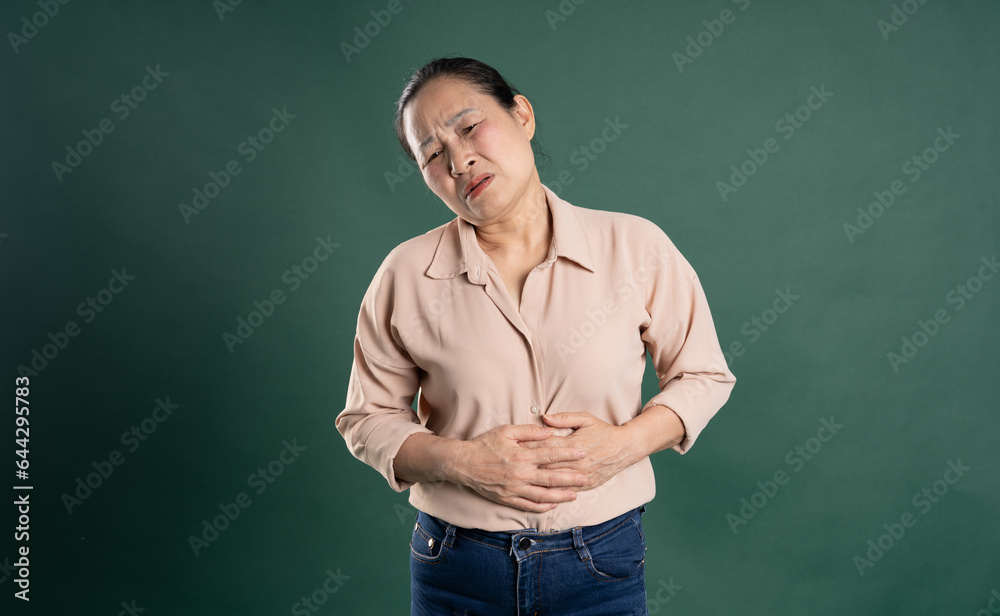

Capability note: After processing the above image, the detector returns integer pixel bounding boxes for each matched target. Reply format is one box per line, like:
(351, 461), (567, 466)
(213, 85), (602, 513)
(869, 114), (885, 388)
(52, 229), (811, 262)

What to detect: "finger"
(533, 445), (586, 466)
(506, 497), (560, 513)
(536, 469), (588, 489)
(505, 424), (554, 442)
(519, 436), (571, 449)
(537, 461), (579, 472)
(521, 484), (579, 504)
(541, 412), (592, 429)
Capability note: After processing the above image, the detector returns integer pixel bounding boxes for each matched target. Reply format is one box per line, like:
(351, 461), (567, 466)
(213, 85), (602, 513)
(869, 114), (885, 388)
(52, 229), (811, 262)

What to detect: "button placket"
(518, 261), (548, 422)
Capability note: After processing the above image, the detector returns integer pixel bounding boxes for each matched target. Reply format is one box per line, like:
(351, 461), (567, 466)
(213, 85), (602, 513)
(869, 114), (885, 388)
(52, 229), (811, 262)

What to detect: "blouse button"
(530, 405), (540, 415)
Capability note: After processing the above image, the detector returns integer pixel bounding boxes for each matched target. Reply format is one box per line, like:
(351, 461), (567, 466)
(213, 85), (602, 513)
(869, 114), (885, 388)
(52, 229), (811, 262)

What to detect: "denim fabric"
(410, 506), (648, 616)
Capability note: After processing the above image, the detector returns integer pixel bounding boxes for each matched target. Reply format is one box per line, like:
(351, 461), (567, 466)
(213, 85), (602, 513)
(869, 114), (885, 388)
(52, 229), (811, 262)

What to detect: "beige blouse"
(337, 183), (736, 532)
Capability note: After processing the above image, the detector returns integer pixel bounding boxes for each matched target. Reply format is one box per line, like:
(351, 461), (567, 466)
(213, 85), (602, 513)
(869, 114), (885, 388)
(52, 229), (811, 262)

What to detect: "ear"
(512, 94), (536, 140)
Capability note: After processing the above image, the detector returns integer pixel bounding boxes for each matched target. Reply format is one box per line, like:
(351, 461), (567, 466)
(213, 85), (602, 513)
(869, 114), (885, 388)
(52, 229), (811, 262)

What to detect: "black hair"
(393, 56), (549, 170)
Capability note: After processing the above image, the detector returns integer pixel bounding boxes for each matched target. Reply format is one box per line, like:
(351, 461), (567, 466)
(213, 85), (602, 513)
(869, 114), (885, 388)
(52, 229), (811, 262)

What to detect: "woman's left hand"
(521, 412), (646, 491)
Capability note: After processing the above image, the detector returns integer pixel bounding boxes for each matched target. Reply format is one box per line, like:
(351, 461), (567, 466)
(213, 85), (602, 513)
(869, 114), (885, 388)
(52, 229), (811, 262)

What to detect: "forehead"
(403, 78), (492, 144)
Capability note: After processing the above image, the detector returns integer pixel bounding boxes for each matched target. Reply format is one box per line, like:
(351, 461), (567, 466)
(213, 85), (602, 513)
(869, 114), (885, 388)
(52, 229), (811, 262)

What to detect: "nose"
(449, 145), (475, 177)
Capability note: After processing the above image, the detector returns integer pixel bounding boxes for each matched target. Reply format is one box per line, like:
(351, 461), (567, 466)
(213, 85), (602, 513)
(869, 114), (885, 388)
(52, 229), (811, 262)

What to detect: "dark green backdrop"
(2, 1), (998, 614)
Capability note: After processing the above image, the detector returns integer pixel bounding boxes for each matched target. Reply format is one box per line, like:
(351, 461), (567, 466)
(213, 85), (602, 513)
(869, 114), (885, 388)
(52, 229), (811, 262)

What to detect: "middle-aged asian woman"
(337, 56), (737, 616)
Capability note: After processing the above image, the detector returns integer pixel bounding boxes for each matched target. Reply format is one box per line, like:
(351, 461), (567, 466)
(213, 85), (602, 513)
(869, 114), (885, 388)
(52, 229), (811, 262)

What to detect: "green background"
(2, 0), (998, 614)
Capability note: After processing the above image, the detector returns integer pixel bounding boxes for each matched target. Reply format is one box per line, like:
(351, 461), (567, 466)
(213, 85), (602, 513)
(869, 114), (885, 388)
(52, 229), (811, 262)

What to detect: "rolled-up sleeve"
(639, 227), (736, 455)
(335, 260), (433, 492)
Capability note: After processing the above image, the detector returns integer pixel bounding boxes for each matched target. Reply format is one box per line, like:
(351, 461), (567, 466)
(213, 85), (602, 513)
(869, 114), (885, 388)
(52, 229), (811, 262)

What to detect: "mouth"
(465, 174), (493, 200)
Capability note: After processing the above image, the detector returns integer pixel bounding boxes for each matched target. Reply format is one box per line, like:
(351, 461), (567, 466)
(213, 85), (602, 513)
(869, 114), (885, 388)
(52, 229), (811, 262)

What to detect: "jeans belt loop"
(443, 523), (457, 549)
(571, 527), (591, 563)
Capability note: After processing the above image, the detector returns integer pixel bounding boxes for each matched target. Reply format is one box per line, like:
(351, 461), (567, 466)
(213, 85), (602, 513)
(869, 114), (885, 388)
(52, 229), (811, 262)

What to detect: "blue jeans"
(410, 505), (648, 616)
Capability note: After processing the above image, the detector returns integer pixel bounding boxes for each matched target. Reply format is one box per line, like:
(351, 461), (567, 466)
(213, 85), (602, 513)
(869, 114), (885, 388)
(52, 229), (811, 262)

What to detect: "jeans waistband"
(416, 505), (644, 554)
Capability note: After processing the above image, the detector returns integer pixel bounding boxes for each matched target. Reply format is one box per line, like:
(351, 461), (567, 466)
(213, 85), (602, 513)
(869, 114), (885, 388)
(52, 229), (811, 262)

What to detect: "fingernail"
(576, 450), (586, 459)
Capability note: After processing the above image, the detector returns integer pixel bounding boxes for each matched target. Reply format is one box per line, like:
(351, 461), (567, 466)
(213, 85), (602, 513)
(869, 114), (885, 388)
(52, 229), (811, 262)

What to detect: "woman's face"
(402, 77), (538, 227)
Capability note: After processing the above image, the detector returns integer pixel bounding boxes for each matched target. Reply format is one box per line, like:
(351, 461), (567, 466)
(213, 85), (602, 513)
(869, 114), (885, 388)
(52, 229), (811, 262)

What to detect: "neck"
(474, 181), (552, 257)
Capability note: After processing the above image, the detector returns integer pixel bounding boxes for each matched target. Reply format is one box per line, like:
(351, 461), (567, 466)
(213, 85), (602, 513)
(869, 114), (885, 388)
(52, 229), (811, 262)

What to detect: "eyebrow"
(417, 108), (478, 154)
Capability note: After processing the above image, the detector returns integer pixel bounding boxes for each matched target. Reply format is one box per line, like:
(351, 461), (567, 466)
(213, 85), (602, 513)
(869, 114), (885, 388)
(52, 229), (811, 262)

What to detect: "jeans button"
(518, 537), (532, 551)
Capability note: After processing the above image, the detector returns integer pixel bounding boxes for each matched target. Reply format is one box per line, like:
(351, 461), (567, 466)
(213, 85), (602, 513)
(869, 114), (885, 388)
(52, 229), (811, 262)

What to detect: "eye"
(422, 123), (479, 167)
(422, 150), (440, 167)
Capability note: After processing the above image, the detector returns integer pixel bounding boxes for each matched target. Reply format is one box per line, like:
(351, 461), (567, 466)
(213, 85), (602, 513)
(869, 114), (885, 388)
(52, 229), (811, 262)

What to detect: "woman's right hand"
(451, 424), (589, 513)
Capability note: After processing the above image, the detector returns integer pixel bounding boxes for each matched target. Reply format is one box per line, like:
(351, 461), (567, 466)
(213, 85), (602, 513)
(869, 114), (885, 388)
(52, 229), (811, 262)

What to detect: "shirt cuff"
(642, 374), (734, 455)
(363, 418), (435, 492)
